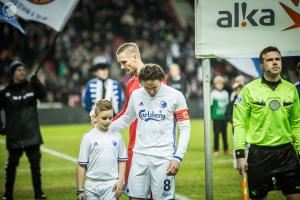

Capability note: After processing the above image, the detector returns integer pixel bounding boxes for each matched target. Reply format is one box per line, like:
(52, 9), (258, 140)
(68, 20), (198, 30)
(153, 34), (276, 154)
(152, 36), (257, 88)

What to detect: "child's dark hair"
(138, 63), (165, 82)
(94, 99), (112, 116)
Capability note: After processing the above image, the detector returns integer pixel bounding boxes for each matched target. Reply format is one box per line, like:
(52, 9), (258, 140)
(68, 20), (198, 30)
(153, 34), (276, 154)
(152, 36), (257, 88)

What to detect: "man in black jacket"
(0, 61), (47, 200)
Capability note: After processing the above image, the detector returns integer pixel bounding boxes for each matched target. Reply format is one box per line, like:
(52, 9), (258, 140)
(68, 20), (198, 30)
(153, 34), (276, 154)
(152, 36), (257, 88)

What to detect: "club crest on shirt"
(112, 140), (118, 147)
(160, 100), (167, 108)
(269, 100), (280, 111)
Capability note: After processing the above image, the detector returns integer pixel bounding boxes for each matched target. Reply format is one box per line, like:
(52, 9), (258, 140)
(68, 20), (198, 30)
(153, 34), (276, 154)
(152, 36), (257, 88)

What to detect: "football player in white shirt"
(76, 100), (128, 200)
(110, 64), (191, 200)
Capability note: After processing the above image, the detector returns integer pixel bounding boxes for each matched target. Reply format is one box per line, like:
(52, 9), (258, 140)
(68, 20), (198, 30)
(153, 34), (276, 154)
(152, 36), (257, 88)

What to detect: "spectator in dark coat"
(0, 60), (47, 200)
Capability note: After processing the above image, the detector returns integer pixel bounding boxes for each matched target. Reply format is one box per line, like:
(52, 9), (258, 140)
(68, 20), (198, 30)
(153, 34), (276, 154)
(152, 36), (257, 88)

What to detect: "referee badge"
(269, 100), (280, 111)
(234, 96), (242, 104)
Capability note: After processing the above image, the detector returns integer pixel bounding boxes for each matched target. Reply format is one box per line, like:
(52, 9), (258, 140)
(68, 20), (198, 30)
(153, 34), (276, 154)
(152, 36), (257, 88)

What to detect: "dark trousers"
(213, 119), (228, 151)
(4, 145), (42, 199)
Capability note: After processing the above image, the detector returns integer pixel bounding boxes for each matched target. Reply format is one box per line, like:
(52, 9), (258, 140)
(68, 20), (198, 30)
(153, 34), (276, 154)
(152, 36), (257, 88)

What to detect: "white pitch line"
(0, 140), (77, 163)
(0, 140), (190, 200)
(40, 146), (77, 163)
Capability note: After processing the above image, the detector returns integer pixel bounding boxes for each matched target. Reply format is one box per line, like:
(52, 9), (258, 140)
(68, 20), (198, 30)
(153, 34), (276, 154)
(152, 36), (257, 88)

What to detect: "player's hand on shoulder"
(113, 179), (124, 198)
(167, 160), (181, 176)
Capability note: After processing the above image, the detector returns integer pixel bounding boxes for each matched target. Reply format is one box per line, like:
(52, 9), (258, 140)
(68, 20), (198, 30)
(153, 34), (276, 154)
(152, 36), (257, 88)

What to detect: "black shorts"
(247, 143), (300, 199)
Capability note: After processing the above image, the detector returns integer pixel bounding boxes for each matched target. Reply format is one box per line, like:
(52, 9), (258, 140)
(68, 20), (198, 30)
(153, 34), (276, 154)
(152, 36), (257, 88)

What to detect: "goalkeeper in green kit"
(233, 46), (300, 200)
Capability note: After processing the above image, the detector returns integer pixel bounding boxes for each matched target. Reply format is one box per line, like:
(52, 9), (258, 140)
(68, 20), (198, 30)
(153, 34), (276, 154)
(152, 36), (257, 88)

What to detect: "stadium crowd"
(0, 0), (299, 106)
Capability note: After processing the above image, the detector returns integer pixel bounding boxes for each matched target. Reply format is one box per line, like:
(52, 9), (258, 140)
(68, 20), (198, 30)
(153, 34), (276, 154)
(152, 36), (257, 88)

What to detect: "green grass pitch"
(0, 119), (285, 199)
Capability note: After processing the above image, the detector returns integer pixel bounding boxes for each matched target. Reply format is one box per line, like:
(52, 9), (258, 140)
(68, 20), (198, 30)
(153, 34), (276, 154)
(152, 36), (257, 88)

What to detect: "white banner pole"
(203, 58), (213, 200)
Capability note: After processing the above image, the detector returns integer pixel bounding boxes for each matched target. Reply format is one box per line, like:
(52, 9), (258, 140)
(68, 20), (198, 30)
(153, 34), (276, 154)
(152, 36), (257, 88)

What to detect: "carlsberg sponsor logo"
(138, 109), (166, 121)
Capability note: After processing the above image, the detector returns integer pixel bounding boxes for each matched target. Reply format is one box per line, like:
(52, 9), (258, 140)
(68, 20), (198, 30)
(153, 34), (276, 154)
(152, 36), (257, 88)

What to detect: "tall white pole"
(202, 58), (213, 200)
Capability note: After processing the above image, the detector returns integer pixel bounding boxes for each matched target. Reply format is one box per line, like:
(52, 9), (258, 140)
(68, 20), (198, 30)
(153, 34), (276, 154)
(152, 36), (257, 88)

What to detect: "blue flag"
(227, 58), (263, 78)
(0, 1), (26, 34)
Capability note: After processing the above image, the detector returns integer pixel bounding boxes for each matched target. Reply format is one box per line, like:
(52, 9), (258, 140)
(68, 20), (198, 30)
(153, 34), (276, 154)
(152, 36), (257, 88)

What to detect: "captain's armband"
(175, 109), (190, 122)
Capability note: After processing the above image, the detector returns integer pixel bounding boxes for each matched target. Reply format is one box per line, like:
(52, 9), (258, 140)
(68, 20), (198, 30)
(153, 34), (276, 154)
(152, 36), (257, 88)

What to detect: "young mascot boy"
(77, 100), (127, 200)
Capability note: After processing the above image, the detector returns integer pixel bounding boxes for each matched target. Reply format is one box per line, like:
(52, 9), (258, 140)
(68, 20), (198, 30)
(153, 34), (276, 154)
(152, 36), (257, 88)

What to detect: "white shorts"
(125, 153), (175, 200)
(85, 179), (118, 200)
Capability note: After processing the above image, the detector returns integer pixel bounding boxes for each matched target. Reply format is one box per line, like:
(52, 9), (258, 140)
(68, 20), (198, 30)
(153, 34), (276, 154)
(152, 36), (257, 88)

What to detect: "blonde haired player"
(77, 100), (127, 200)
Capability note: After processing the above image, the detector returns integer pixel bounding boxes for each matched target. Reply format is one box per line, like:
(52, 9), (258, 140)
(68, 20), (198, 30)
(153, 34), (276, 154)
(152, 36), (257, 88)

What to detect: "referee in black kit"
(233, 46), (300, 200)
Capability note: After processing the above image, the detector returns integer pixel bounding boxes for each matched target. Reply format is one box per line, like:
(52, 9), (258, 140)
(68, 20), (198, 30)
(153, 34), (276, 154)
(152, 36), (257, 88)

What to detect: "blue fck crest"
(112, 140), (118, 147)
(160, 101), (167, 108)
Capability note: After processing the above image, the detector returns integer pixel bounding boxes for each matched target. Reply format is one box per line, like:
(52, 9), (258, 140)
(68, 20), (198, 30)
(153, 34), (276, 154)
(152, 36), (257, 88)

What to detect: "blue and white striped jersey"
(82, 78), (124, 114)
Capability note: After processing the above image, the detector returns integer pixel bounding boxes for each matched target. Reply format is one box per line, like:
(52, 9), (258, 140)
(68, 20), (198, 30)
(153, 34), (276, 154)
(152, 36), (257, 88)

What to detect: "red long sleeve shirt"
(113, 76), (140, 151)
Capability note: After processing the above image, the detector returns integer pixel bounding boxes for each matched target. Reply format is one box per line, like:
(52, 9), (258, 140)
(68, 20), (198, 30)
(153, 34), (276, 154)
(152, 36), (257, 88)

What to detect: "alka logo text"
(138, 110), (166, 122)
(216, 1), (300, 31)
(217, 2), (274, 28)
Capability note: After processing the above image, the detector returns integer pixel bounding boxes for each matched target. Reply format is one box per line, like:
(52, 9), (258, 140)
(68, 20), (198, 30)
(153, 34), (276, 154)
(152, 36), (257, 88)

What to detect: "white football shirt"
(78, 128), (127, 181)
(110, 83), (191, 161)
